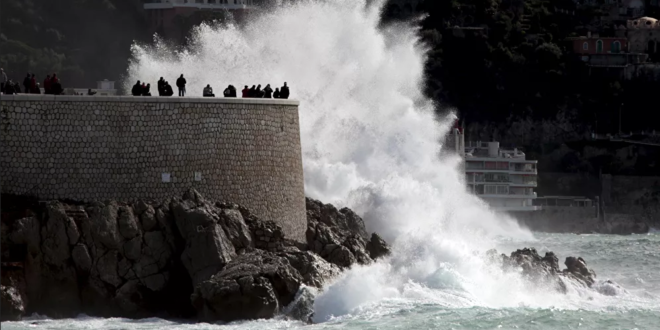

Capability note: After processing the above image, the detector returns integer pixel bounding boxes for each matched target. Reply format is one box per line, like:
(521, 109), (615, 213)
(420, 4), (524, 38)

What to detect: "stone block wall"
(0, 95), (307, 241)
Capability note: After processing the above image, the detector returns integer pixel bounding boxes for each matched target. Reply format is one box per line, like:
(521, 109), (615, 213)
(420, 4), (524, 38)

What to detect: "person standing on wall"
(0, 68), (8, 93)
(280, 82), (290, 99)
(157, 77), (165, 96)
(176, 74), (187, 97)
(263, 84), (273, 98)
(23, 73), (31, 94)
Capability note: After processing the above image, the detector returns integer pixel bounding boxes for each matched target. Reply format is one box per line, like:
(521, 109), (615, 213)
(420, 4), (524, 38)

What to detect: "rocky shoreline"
(1, 190), (612, 323)
(0, 190), (390, 322)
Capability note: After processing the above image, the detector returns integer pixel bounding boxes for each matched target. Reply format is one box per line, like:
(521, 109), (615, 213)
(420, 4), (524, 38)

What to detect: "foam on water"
(121, 0), (656, 324)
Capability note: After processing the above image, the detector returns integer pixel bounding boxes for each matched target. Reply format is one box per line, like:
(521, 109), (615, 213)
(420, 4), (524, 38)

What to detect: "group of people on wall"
(132, 74), (291, 99)
(0, 69), (64, 95)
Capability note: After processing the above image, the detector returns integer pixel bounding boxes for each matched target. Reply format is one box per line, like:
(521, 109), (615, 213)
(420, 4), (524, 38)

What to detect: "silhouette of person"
(280, 82), (290, 99)
(203, 84), (215, 97)
(249, 85), (256, 98)
(132, 81), (142, 96)
(242, 85), (249, 97)
(158, 77), (165, 96)
(273, 88), (281, 99)
(176, 74), (187, 96)
(263, 84), (273, 98)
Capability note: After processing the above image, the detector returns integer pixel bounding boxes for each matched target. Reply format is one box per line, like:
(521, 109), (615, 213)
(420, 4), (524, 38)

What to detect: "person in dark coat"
(203, 84), (215, 97)
(248, 85), (256, 98)
(242, 85), (249, 97)
(255, 84), (263, 98)
(4, 80), (15, 94)
(164, 82), (174, 96)
(51, 78), (63, 95)
(132, 81), (142, 96)
(223, 85), (232, 97)
(157, 77), (165, 96)
(273, 88), (281, 99)
(176, 74), (186, 96)
(30, 74), (37, 93)
(88, 88), (97, 96)
(143, 84), (152, 96)
(44, 75), (51, 94)
(23, 73), (31, 94)
(12, 81), (21, 94)
(280, 82), (290, 99)
(263, 84), (273, 98)
(229, 85), (237, 97)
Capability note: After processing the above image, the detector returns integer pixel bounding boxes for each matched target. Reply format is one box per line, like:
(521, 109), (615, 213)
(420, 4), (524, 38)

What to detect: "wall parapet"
(0, 95), (306, 241)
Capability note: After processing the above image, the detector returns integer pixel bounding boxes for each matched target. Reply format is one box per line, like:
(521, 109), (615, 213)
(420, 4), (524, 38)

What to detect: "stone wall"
(0, 95), (307, 241)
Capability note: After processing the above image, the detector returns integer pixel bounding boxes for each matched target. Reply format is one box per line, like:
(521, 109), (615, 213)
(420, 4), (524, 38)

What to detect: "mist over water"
(123, 0), (658, 324)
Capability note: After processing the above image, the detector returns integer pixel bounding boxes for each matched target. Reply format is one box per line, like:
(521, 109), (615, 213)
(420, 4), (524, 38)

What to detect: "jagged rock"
(366, 233), (391, 260)
(500, 248), (597, 292)
(217, 207), (253, 250)
(339, 207), (369, 240)
(118, 206), (140, 239)
(9, 217), (41, 255)
(41, 203), (73, 266)
(172, 199), (236, 285)
(283, 286), (316, 323)
(191, 250), (302, 322)
(87, 202), (121, 250)
(97, 250), (122, 287)
(143, 231), (171, 269)
(114, 280), (142, 314)
(72, 244), (92, 273)
(140, 205), (158, 232)
(279, 248), (340, 288)
(123, 236), (142, 261)
(1, 285), (25, 321)
(142, 272), (169, 291)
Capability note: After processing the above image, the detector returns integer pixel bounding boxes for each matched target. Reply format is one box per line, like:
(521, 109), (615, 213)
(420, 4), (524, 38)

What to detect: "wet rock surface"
(494, 247), (598, 293)
(0, 191), (389, 322)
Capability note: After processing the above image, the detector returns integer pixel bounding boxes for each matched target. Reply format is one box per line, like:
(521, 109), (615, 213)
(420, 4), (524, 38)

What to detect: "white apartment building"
(464, 141), (539, 212)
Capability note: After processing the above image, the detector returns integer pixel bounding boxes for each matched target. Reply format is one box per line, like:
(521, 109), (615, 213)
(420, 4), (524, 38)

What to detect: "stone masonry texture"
(0, 95), (306, 241)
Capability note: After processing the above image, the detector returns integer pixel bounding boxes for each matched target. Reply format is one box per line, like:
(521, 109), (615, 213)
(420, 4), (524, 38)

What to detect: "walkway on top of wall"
(0, 94), (300, 106)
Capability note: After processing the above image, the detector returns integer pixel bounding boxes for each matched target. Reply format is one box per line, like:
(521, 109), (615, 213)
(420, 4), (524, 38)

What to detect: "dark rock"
(72, 243), (93, 273)
(97, 250), (122, 287)
(218, 208), (253, 250)
(87, 202), (121, 250)
(191, 250), (303, 322)
(366, 233), (391, 260)
(117, 206), (140, 239)
(172, 200), (235, 285)
(140, 205), (158, 232)
(279, 248), (340, 288)
(283, 286), (315, 323)
(41, 203), (73, 266)
(1, 285), (25, 321)
(123, 236), (142, 261)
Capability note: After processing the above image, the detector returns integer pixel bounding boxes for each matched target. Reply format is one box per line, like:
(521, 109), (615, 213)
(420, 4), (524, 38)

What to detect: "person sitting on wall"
(263, 84), (273, 98)
(203, 84), (215, 97)
(51, 78), (63, 95)
(132, 80), (142, 96)
(4, 80), (15, 94)
(88, 88), (97, 96)
(34, 83), (42, 94)
(273, 88), (281, 99)
(143, 83), (152, 96)
(248, 85), (256, 98)
(157, 77), (165, 96)
(242, 85), (249, 97)
(223, 85), (232, 97)
(280, 82), (290, 99)
(163, 82), (174, 96)
(256, 84), (265, 98)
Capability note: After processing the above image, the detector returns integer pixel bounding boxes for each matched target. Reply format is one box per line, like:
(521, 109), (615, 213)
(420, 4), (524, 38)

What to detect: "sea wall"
(0, 95), (306, 240)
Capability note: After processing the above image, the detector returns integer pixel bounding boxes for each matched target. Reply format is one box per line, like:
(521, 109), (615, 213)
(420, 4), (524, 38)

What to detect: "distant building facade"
(625, 16), (660, 56)
(464, 141), (539, 212)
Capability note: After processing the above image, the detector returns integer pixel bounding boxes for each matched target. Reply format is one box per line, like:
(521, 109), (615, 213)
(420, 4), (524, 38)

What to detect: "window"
(496, 162), (508, 170)
(583, 42), (589, 51)
(596, 40), (603, 53)
(612, 41), (621, 53)
(485, 162), (496, 169)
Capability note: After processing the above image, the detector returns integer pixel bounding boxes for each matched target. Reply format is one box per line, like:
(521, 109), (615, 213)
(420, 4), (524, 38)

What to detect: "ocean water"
(5, 233), (659, 330)
(4, 0), (659, 329)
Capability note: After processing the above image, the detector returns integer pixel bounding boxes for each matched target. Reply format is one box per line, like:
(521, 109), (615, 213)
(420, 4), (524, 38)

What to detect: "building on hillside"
(143, 0), (266, 39)
(566, 32), (650, 79)
(624, 16), (660, 58)
(464, 141), (540, 212)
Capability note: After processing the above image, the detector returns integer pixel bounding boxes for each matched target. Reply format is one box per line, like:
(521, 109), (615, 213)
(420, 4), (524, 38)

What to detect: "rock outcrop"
(495, 247), (597, 292)
(0, 191), (389, 322)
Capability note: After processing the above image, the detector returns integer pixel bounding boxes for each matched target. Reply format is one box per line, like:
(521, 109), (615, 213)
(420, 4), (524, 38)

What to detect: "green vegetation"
(0, 0), (149, 88)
